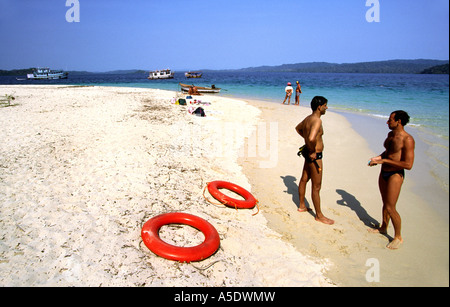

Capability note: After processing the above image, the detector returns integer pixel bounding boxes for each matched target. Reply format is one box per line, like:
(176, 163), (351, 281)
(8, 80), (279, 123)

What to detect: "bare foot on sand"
(387, 238), (403, 250)
(298, 207), (312, 213)
(368, 227), (387, 234)
(315, 216), (335, 225)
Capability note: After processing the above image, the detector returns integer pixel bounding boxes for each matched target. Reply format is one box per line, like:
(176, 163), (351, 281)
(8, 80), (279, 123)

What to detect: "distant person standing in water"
(368, 110), (415, 249)
(295, 96), (334, 225)
(283, 82), (293, 105)
(295, 81), (302, 105)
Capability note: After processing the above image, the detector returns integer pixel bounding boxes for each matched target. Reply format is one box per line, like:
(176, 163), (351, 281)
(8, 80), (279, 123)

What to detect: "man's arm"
(306, 119), (321, 153)
(295, 121), (304, 137)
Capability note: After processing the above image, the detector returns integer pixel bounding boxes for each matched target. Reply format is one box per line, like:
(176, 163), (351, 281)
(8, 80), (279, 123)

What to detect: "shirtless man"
(295, 96), (334, 225)
(369, 110), (415, 249)
(188, 86), (202, 96)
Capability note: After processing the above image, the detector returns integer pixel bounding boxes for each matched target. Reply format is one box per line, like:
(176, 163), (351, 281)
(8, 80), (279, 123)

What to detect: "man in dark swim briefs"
(380, 169), (405, 182)
(369, 110), (415, 249)
(298, 145), (322, 171)
(295, 96), (334, 225)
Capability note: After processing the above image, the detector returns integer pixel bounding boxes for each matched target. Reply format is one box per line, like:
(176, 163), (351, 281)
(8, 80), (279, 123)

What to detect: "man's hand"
(369, 156), (382, 166)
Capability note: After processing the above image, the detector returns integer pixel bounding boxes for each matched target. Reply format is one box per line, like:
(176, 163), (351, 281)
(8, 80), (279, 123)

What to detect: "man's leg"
(373, 174), (390, 233)
(371, 173), (404, 249)
(309, 160), (334, 225)
(384, 174), (404, 249)
(298, 162), (310, 212)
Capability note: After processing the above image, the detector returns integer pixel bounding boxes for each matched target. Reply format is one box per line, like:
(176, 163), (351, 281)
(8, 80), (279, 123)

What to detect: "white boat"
(27, 68), (68, 80)
(148, 69), (174, 80)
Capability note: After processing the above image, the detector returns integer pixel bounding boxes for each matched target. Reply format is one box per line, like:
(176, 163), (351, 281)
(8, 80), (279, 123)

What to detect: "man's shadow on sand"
(335, 189), (393, 241)
(281, 175), (315, 218)
(335, 189), (379, 228)
(281, 176), (389, 239)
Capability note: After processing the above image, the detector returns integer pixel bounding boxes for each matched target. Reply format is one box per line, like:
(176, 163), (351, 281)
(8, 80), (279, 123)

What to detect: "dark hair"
(311, 96), (328, 111)
(392, 110), (410, 126)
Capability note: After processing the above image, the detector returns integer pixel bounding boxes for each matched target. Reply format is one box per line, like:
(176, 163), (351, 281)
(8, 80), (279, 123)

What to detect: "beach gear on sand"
(206, 181), (258, 211)
(141, 212), (220, 263)
(193, 106), (206, 117)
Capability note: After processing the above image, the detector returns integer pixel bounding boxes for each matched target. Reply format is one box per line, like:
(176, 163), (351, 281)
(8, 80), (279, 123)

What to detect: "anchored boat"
(185, 71), (203, 78)
(179, 83), (221, 94)
(148, 69), (174, 80)
(27, 68), (68, 80)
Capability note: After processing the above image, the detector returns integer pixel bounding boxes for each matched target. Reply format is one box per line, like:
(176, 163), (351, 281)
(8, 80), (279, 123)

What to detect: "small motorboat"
(185, 71), (203, 78)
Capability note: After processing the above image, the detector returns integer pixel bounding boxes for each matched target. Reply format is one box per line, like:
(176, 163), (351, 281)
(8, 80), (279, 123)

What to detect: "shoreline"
(219, 86), (449, 222)
(221, 90), (449, 221)
(238, 98), (449, 287)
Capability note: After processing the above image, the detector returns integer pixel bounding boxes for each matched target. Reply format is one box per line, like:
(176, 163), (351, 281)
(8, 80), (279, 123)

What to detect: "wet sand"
(239, 98), (449, 287)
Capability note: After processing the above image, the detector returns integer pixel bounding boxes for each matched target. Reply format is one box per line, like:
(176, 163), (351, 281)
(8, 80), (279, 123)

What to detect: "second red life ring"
(207, 181), (257, 209)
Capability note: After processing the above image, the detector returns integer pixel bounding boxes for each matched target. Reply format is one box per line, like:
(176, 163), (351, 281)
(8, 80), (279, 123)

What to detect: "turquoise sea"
(2, 71), (448, 215)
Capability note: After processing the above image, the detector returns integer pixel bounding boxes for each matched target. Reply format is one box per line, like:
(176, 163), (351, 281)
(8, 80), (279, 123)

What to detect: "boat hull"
(147, 75), (174, 80)
(179, 83), (221, 94)
(27, 71), (68, 80)
(185, 72), (203, 78)
(148, 69), (175, 80)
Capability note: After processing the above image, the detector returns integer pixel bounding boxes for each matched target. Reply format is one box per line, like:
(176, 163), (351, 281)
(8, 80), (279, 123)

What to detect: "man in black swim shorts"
(369, 110), (415, 249)
(295, 96), (334, 225)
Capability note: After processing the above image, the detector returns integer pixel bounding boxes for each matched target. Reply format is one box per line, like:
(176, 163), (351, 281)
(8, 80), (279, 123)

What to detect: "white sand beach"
(0, 85), (333, 287)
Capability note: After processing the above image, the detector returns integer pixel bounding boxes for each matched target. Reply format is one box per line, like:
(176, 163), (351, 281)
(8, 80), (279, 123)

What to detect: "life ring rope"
(203, 184), (232, 207)
(203, 181), (260, 216)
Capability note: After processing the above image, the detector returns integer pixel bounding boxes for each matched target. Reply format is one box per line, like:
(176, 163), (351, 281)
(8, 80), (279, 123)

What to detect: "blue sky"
(0, 0), (448, 71)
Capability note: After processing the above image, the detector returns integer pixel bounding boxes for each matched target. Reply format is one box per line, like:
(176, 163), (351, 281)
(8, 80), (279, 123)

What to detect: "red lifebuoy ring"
(141, 212), (220, 263)
(207, 181), (257, 209)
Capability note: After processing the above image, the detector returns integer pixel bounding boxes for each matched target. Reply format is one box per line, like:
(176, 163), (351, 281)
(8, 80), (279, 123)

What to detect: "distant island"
(0, 68), (34, 76)
(1, 59), (449, 76)
(228, 59), (449, 74)
(420, 64), (449, 74)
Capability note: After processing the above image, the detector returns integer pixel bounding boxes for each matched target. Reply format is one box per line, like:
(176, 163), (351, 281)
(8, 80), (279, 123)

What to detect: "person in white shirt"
(282, 82), (294, 105)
